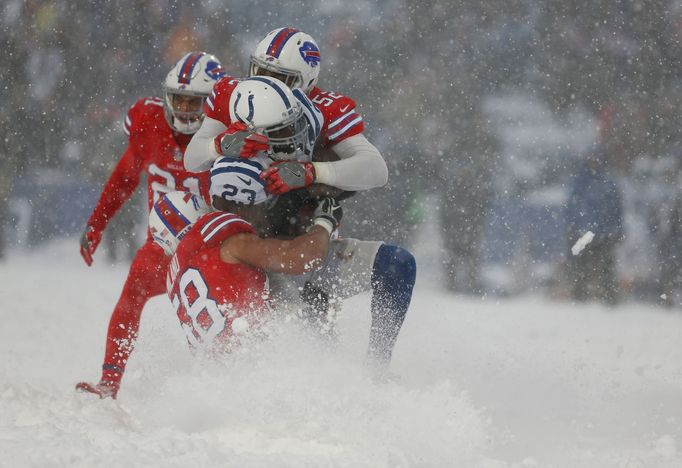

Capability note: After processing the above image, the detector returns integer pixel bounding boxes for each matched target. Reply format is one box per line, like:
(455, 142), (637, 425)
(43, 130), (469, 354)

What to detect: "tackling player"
(149, 162), (341, 354)
(183, 27), (388, 197)
(76, 52), (228, 399)
(216, 77), (417, 375)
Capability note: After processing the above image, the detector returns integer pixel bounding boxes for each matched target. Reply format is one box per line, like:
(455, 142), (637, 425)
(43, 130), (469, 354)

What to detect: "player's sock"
(368, 244), (416, 364)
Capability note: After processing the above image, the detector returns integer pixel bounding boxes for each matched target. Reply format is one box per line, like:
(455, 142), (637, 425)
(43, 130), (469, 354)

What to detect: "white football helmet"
(163, 51), (227, 134)
(250, 27), (321, 92)
(229, 76), (323, 161)
(149, 191), (209, 255)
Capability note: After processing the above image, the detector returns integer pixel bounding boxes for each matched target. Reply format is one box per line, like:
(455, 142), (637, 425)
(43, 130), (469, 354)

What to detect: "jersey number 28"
(171, 268), (226, 347)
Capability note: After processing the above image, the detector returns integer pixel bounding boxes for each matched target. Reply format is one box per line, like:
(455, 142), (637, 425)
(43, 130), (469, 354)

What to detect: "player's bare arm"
(220, 225), (331, 275)
(221, 197), (342, 274)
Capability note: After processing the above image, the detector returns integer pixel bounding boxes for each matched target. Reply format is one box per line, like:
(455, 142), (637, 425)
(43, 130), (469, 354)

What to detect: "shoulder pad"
(195, 211), (254, 244)
(309, 88), (364, 145)
(205, 76), (241, 124)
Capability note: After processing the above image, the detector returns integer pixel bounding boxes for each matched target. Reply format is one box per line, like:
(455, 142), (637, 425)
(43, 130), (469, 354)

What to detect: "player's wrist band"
(311, 162), (330, 185)
(313, 217), (334, 236)
(214, 136), (224, 155)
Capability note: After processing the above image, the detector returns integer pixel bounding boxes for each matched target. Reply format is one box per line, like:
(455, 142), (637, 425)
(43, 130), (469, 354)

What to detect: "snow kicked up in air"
(1, 240), (682, 467)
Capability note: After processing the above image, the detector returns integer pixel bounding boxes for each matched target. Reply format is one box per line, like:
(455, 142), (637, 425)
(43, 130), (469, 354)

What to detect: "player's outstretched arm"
(80, 146), (142, 266)
(221, 198), (342, 274)
(313, 134), (388, 191)
(222, 227), (329, 275)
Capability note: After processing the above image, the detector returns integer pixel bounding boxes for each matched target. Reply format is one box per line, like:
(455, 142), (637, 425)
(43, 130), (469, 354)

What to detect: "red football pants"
(99, 240), (168, 385)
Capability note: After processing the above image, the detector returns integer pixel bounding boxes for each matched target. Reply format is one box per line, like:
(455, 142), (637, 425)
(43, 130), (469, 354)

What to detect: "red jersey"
(205, 77), (365, 149)
(307, 85), (364, 147)
(87, 97), (210, 235)
(167, 211), (270, 350)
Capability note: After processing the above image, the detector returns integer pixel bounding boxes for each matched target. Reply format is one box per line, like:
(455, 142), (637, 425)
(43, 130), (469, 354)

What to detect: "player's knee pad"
(371, 244), (416, 312)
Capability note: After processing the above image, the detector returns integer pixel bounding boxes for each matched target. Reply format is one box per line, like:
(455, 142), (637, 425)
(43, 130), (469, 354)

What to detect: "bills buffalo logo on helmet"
(205, 61), (227, 79)
(299, 42), (320, 67)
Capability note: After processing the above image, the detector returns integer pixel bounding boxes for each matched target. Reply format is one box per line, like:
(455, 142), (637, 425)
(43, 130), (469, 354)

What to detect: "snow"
(2, 240), (682, 467)
(571, 231), (595, 256)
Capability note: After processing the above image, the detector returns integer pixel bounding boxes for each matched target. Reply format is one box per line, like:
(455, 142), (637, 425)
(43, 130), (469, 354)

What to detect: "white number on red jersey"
(148, 163), (200, 203)
(311, 91), (343, 108)
(143, 98), (164, 108)
(173, 268), (226, 346)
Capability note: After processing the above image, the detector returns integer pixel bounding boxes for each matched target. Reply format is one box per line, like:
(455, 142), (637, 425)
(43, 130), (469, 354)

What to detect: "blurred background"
(2, 0), (682, 306)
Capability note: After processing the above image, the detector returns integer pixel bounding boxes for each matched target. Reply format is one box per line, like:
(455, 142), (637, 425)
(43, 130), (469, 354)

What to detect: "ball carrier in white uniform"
(190, 32), (415, 370)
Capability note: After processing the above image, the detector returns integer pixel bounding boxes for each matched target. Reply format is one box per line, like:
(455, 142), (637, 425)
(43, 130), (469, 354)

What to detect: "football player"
(183, 27), (388, 198)
(76, 52), (228, 399)
(216, 77), (417, 376)
(150, 166), (341, 355)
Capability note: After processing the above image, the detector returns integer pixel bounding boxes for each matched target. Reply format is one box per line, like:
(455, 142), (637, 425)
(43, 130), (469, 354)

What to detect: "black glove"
(313, 197), (343, 234)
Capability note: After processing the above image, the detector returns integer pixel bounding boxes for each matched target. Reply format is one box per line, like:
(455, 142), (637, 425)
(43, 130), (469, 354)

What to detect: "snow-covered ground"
(2, 240), (682, 468)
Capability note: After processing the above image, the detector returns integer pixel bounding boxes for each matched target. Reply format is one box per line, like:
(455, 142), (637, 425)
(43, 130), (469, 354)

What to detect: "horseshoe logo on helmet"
(233, 92), (256, 123)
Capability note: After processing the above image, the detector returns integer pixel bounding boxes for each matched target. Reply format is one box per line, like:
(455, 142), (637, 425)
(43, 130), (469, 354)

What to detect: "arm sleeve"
(184, 116), (227, 173)
(86, 145), (142, 232)
(312, 133), (388, 191)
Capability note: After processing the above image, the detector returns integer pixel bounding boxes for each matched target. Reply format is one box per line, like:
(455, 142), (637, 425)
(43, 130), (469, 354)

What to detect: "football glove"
(313, 197), (343, 234)
(261, 161), (316, 195)
(213, 121), (249, 156)
(240, 132), (270, 158)
(79, 225), (102, 266)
